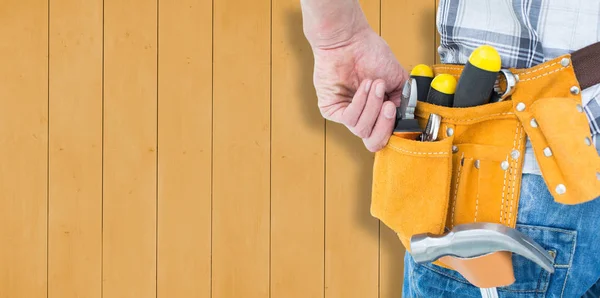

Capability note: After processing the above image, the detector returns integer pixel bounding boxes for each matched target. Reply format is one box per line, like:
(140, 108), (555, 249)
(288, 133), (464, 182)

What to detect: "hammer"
(409, 223), (555, 298)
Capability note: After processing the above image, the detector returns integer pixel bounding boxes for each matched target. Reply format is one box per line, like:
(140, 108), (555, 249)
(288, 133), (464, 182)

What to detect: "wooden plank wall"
(0, 0), (438, 297)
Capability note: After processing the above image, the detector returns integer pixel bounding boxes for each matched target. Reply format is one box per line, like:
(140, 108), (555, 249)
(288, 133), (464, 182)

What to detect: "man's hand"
(311, 28), (408, 152)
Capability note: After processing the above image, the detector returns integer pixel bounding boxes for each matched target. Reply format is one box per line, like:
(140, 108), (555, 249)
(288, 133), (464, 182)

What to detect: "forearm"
(300, 0), (370, 49)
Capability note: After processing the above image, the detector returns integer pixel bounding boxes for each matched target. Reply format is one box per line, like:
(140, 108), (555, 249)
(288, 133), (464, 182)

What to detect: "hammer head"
(409, 222), (554, 273)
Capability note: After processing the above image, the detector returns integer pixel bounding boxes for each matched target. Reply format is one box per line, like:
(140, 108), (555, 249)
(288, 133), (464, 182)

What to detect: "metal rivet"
(597, 172), (600, 181)
(548, 251), (556, 259)
(511, 150), (520, 160)
(530, 118), (538, 128)
(452, 145), (459, 153)
(514, 74), (520, 82)
(570, 86), (580, 95)
(556, 184), (566, 195)
(516, 102), (526, 112)
(560, 58), (570, 67)
(446, 127), (454, 137)
(585, 137), (592, 146)
(576, 104), (584, 113)
(543, 147), (553, 157)
(501, 161), (510, 170)
(474, 160), (480, 169)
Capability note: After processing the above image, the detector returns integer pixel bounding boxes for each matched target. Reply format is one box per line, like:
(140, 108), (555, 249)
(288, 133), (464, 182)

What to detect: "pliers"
(393, 78), (422, 135)
(394, 78), (440, 141)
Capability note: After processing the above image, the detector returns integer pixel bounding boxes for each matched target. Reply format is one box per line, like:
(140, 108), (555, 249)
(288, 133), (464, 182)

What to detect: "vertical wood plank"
(435, 0), (441, 64)
(212, 0), (271, 296)
(271, 0), (325, 297)
(324, 1), (380, 297)
(0, 1), (48, 297)
(157, 0), (211, 297)
(380, 1), (437, 297)
(48, 0), (102, 297)
(103, 0), (157, 296)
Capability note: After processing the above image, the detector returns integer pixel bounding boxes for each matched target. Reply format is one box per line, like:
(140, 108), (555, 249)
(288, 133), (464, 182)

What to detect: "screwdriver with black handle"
(426, 74), (457, 107)
(410, 64), (434, 102)
(453, 45), (502, 107)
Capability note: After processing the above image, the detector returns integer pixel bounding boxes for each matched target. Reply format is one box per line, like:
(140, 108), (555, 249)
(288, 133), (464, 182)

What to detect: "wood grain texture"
(157, 0), (211, 297)
(48, 0), (102, 297)
(271, 0), (325, 297)
(103, 0), (157, 296)
(380, 1), (437, 297)
(0, 1), (48, 297)
(212, 0), (271, 296)
(324, 1), (380, 297)
(435, 0), (441, 64)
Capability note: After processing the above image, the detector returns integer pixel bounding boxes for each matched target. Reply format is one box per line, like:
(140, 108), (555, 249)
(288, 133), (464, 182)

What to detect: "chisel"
(426, 74), (457, 107)
(453, 45), (502, 107)
(410, 64), (434, 102)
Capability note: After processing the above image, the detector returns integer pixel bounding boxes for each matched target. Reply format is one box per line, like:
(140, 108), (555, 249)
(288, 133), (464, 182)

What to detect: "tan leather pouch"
(370, 53), (600, 288)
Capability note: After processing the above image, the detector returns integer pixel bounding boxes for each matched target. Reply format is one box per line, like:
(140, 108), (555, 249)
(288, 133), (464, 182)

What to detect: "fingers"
(347, 79), (386, 138)
(363, 101), (397, 152)
(340, 79), (372, 127)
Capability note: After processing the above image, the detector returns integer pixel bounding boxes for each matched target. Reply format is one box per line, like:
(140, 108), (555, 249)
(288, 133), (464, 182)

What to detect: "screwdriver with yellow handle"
(410, 64), (434, 102)
(453, 45), (502, 107)
(426, 74), (457, 107)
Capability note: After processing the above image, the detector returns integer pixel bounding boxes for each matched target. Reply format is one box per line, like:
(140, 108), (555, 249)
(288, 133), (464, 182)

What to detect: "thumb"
(363, 101), (397, 152)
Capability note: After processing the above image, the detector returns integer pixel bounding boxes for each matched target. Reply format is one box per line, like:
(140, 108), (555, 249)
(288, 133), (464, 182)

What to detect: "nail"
(364, 80), (373, 93)
(376, 83), (385, 98)
(383, 104), (395, 119)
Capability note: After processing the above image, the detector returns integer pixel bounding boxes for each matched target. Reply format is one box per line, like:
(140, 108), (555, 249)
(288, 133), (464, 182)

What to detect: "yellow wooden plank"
(435, 0), (441, 64)
(212, 0), (271, 296)
(48, 0), (102, 297)
(271, 0), (325, 297)
(157, 0), (211, 297)
(324, 1), (380, 297)
(103, 0), (157, 296)
(0, 1), (48, 297)
(380, 1), (437, 297)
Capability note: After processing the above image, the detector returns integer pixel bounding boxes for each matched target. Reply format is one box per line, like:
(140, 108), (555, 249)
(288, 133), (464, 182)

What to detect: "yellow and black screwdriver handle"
(370, 43), (600, 283)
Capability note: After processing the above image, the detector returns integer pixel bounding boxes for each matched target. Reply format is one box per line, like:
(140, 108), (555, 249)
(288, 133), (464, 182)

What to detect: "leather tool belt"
(370, 42), (600, 287)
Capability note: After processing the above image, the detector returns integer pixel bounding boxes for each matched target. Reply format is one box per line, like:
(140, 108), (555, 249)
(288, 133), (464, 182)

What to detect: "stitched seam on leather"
(509, 125), (521, 225)
(387, 145), (449, 156)
(520, 61), (559, 76)
(414, 112), (514, 123)
(435, 66), (463, 71)
(512, 125), (524, 226)
(451, 153), (465, 228)
(520, 65), (570, 82)
(474, 191), (479, 222)
(500, 153), (509, 224)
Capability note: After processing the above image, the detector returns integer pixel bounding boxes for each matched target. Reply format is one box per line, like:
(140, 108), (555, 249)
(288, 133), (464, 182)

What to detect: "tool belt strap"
(572, 41), (600, 89)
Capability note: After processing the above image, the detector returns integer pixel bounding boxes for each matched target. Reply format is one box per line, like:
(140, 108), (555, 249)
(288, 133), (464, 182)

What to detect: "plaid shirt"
(436, 0), (600, 175)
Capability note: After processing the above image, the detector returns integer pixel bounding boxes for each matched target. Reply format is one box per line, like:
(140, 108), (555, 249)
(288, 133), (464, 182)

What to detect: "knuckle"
(356, 126), (372, 139)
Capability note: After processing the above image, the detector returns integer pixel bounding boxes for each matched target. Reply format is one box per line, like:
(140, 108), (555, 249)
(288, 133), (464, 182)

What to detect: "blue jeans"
(403, 174), (600, 297)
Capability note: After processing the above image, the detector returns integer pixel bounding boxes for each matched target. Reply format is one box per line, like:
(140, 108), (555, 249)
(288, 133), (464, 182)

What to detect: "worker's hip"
(402, 173), (600, 298)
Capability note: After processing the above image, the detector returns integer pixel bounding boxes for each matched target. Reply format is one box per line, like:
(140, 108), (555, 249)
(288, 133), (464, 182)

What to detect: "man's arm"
(300, 0), (370, 49)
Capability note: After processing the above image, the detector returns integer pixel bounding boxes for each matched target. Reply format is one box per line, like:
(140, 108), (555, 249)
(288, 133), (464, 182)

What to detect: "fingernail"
(384, 104), (395, 119)
(364, 80), (373, 93)
(376, 83), (385, 98)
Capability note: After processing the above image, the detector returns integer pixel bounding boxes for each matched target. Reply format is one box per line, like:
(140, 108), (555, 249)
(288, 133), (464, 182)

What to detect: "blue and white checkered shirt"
(436, 0), (600, 175)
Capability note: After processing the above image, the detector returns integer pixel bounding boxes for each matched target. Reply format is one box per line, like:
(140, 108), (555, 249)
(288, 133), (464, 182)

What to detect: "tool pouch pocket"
(521, 96), (600, 204)
(370, 130), (454, 250)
